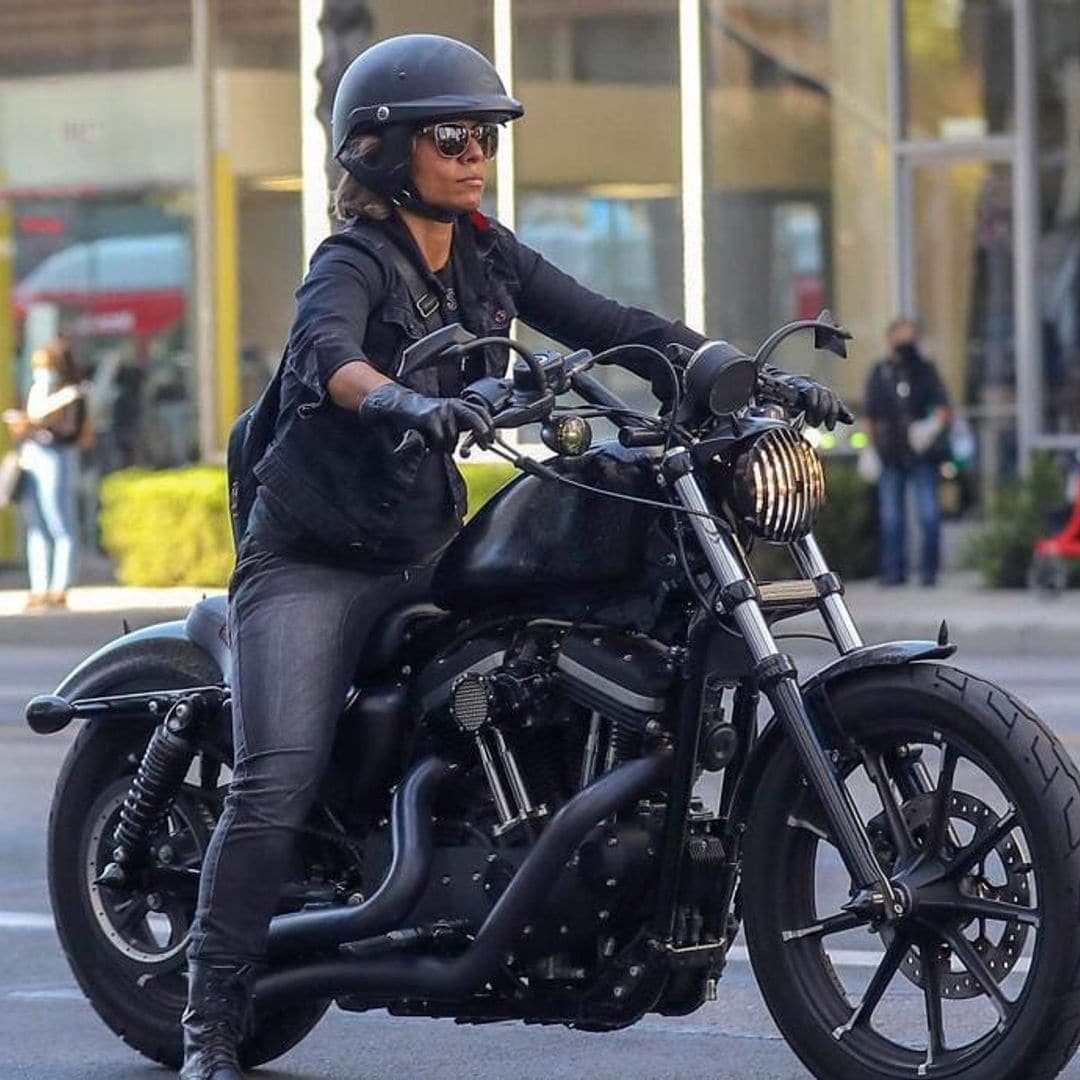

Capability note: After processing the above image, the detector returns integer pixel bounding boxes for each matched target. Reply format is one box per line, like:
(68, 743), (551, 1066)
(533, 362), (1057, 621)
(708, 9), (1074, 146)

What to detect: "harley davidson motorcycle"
(27, 313), (1080, 1079)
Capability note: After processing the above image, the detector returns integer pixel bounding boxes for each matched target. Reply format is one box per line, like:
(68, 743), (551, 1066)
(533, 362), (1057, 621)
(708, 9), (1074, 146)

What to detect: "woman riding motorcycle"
(179, 33), (847, 1080)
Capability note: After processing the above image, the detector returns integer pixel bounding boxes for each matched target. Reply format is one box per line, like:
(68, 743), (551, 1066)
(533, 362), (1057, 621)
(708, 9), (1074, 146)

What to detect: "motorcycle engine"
(401, 625), (677, 967)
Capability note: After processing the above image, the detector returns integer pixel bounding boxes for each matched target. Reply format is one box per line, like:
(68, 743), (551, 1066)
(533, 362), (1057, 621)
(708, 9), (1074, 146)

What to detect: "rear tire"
(741, 663), (1080, 1080)
(48, 686), (328, 1069)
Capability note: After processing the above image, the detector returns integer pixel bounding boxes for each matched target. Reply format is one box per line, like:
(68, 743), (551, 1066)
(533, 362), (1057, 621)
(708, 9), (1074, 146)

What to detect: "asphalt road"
(2, 639), (1080, 1079)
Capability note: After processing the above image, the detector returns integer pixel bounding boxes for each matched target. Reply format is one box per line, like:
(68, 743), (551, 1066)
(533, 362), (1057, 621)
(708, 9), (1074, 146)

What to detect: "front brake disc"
(869, 790), (1031, 999)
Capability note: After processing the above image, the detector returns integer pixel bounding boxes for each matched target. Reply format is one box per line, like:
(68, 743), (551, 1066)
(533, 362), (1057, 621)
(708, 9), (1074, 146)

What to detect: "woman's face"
(409, 119), (490, 214)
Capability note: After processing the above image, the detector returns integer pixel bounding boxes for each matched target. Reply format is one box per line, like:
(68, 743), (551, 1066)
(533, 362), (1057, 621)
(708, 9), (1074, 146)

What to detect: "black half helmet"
(332, 34), (523, 217)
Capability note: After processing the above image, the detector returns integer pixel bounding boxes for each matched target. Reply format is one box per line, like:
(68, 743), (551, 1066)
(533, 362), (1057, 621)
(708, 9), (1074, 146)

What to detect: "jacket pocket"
(374, 301), (430, 385)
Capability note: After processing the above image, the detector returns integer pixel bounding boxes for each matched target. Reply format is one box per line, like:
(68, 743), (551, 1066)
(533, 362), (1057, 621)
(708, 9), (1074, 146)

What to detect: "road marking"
(727, 945), (1032, 974)
(0, 911), (54, 930)
(7, 988), (83, 1001)
(0, 912), (1034, 978)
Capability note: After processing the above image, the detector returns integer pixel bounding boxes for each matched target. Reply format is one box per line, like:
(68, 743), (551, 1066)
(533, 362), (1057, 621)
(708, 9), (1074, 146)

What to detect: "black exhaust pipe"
(255, 750), (670, 1008)
(267, 756), (452, 959)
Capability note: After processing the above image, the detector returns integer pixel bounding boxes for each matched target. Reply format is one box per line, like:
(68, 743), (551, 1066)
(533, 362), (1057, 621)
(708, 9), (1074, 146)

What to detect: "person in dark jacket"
(864, 316), (951, 587)
(179, 34), (848, 1080)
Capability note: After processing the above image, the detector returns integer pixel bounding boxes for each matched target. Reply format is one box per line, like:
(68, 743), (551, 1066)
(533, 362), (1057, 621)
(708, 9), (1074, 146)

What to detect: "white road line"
(0, 912), (1034, 978)
(727, 945), (1032, 974)
(7, 988), (83, 1001)
(0, 911), (54, 930)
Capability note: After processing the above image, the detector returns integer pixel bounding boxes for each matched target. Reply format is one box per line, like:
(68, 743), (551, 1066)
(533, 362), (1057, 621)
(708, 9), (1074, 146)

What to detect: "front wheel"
(741, 663), (1080, 1080)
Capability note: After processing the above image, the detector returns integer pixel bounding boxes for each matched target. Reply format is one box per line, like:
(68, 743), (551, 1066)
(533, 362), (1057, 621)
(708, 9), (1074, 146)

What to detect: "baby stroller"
(1030, 451), (1080, 594)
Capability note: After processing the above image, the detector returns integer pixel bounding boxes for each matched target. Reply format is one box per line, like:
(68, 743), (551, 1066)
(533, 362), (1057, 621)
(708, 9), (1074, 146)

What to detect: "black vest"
(249, 215), (517, 566)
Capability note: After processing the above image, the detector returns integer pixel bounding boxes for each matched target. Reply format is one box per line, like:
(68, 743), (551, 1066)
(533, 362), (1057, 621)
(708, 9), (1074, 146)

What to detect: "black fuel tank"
(433, 441), (660, 610)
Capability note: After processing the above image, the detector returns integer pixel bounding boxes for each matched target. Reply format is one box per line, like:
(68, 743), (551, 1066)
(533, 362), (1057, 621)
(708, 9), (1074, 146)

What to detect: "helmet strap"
(391, 186), (459, 224)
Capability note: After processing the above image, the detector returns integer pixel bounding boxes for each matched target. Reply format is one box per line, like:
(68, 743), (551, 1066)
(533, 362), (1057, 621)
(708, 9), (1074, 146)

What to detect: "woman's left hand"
(3, 409), (34, 441)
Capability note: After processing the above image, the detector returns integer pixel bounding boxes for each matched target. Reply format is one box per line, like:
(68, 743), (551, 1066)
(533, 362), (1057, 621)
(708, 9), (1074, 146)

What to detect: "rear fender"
(47, 621), (224, 731)
(731, 639), (956, 827)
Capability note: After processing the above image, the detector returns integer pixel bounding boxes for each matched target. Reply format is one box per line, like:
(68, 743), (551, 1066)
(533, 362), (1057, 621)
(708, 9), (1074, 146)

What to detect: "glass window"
(903, 0), (1015, 141)
(912, 161), (1016, 485)
(703, 1), (891, 412)
(514, 1), (682, 412)
(213, 0), (304, 412)
(1, 2), (198, 491)
(1035, 0), (1080, 435)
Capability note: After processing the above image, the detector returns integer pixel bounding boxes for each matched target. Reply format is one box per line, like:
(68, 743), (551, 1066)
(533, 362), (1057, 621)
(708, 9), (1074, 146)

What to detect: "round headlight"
(731, 428), (825, 542)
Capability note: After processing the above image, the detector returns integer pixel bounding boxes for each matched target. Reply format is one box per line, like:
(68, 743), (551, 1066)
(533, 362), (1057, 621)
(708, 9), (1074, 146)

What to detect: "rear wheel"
(49, 704), (328, 1068)
(742, 663), (1080, 1080)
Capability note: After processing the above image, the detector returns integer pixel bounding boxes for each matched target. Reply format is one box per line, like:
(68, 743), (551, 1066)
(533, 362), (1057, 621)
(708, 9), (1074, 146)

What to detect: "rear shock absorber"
(95, 693), (211, 890)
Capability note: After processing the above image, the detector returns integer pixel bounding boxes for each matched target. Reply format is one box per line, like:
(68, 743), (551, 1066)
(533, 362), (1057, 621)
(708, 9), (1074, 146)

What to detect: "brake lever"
(460, 393), (556, 459)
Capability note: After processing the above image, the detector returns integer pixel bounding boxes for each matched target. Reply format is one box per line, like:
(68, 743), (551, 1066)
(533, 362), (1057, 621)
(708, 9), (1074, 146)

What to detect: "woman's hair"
(333, 133), (393, 222)
(31, 338), (81, 387)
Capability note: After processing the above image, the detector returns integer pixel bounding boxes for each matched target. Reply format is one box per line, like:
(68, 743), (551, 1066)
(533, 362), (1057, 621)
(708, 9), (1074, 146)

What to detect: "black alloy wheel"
(741, 664), (1080, 1080)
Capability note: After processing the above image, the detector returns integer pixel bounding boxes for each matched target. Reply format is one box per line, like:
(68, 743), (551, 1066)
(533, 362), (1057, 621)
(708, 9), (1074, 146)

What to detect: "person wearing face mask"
(178, 34), (848, 1080)
(864, 317), (952, 587)
(2, 338), (87, 610)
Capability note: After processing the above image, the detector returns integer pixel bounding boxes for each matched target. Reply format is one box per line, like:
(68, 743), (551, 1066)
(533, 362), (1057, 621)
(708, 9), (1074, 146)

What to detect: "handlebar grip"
(570, 371), (634, 413)
(757, 373), (801, 408)
(618, 427), (666, 448)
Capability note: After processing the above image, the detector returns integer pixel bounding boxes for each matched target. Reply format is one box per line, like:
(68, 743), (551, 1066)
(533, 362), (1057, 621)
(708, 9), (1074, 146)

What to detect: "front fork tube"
(790, 534), (863, 654)
(669, 456), (897, 910)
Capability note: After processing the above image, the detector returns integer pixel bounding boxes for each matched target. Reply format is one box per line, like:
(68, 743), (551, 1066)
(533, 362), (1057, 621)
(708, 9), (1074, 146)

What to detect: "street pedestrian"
(2, 338), (89, 611)
(864, 316), (951, 587)
(178, 34), (849, 1080)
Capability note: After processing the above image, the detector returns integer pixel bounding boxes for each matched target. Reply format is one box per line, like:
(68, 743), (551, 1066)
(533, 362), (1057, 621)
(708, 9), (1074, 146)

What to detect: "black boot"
(179, 960), (254, 1080)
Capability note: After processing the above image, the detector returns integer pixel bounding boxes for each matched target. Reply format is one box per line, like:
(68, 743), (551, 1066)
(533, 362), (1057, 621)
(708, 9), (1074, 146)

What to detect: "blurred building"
(1, 1), (1079, 541)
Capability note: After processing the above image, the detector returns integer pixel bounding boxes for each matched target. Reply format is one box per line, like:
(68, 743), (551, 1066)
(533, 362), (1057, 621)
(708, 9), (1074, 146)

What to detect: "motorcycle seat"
(353, 602), (449, 681)
(183, 595), (450, 688)
(184, 594), (231, 684)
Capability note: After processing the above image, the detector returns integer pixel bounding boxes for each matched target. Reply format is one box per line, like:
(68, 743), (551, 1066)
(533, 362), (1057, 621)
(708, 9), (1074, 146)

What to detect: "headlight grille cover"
(734, 427), (825, 542)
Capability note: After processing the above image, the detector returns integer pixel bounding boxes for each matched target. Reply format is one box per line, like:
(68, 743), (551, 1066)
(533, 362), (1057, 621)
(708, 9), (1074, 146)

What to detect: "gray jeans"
(187, 540), (435, 964)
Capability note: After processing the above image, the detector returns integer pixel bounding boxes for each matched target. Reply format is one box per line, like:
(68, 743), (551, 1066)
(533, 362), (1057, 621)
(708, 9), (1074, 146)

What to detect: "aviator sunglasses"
(415, 121), (500, 160)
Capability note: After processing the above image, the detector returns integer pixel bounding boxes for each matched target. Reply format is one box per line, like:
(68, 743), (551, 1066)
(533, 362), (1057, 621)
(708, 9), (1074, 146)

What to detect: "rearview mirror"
(812, 309), (853, 359)
(398, 323), (476, 377)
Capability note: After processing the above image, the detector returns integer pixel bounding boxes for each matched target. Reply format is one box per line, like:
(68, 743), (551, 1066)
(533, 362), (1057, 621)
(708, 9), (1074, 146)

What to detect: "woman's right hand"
(359, 383), (494, 451)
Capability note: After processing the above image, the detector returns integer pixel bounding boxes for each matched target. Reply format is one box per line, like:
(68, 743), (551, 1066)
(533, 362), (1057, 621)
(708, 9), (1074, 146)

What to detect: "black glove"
(360, 383), (494, 452)
(771, 372), (854, 430)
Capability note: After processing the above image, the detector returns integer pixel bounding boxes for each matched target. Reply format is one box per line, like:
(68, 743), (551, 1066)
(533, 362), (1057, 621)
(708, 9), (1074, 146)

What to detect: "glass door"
(905, 158), (1016, 500)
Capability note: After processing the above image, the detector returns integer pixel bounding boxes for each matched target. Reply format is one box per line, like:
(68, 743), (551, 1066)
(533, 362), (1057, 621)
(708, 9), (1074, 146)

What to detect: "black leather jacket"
(252, 210), (705, 567)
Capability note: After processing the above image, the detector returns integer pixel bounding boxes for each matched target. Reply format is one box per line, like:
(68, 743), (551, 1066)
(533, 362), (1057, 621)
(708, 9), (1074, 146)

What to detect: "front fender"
(731, 639), (956, 826)
(36, 621), (224, 733)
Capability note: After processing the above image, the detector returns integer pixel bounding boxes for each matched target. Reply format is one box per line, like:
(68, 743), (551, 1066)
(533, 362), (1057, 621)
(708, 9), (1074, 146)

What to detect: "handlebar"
(754, 370), (802, 410)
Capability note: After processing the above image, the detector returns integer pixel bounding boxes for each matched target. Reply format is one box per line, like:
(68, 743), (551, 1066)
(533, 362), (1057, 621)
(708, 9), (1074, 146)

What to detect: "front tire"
(741, 663), (1080, 1080)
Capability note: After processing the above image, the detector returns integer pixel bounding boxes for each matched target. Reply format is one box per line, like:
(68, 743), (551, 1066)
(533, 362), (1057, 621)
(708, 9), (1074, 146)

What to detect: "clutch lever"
(460, 392), (556, 458)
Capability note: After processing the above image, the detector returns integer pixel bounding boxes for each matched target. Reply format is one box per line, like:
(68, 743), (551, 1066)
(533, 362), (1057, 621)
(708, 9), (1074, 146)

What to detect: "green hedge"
(100, 467), (235, 588)
(99, 462), (517, 587)
(960, 452), (1067, 588)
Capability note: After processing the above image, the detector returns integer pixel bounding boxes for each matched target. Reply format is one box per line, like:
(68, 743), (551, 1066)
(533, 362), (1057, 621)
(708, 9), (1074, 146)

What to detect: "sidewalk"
(0, 566), (1076, 655)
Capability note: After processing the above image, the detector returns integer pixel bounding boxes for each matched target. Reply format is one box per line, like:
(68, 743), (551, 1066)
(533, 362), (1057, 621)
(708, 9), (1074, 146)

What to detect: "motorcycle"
(26, 312), (1080, 1079)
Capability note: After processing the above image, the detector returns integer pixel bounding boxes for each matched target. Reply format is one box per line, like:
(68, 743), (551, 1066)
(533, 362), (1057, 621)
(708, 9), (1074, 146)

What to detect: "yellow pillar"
(0, 180), (18, 559)
(214, 149), (240, 447)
